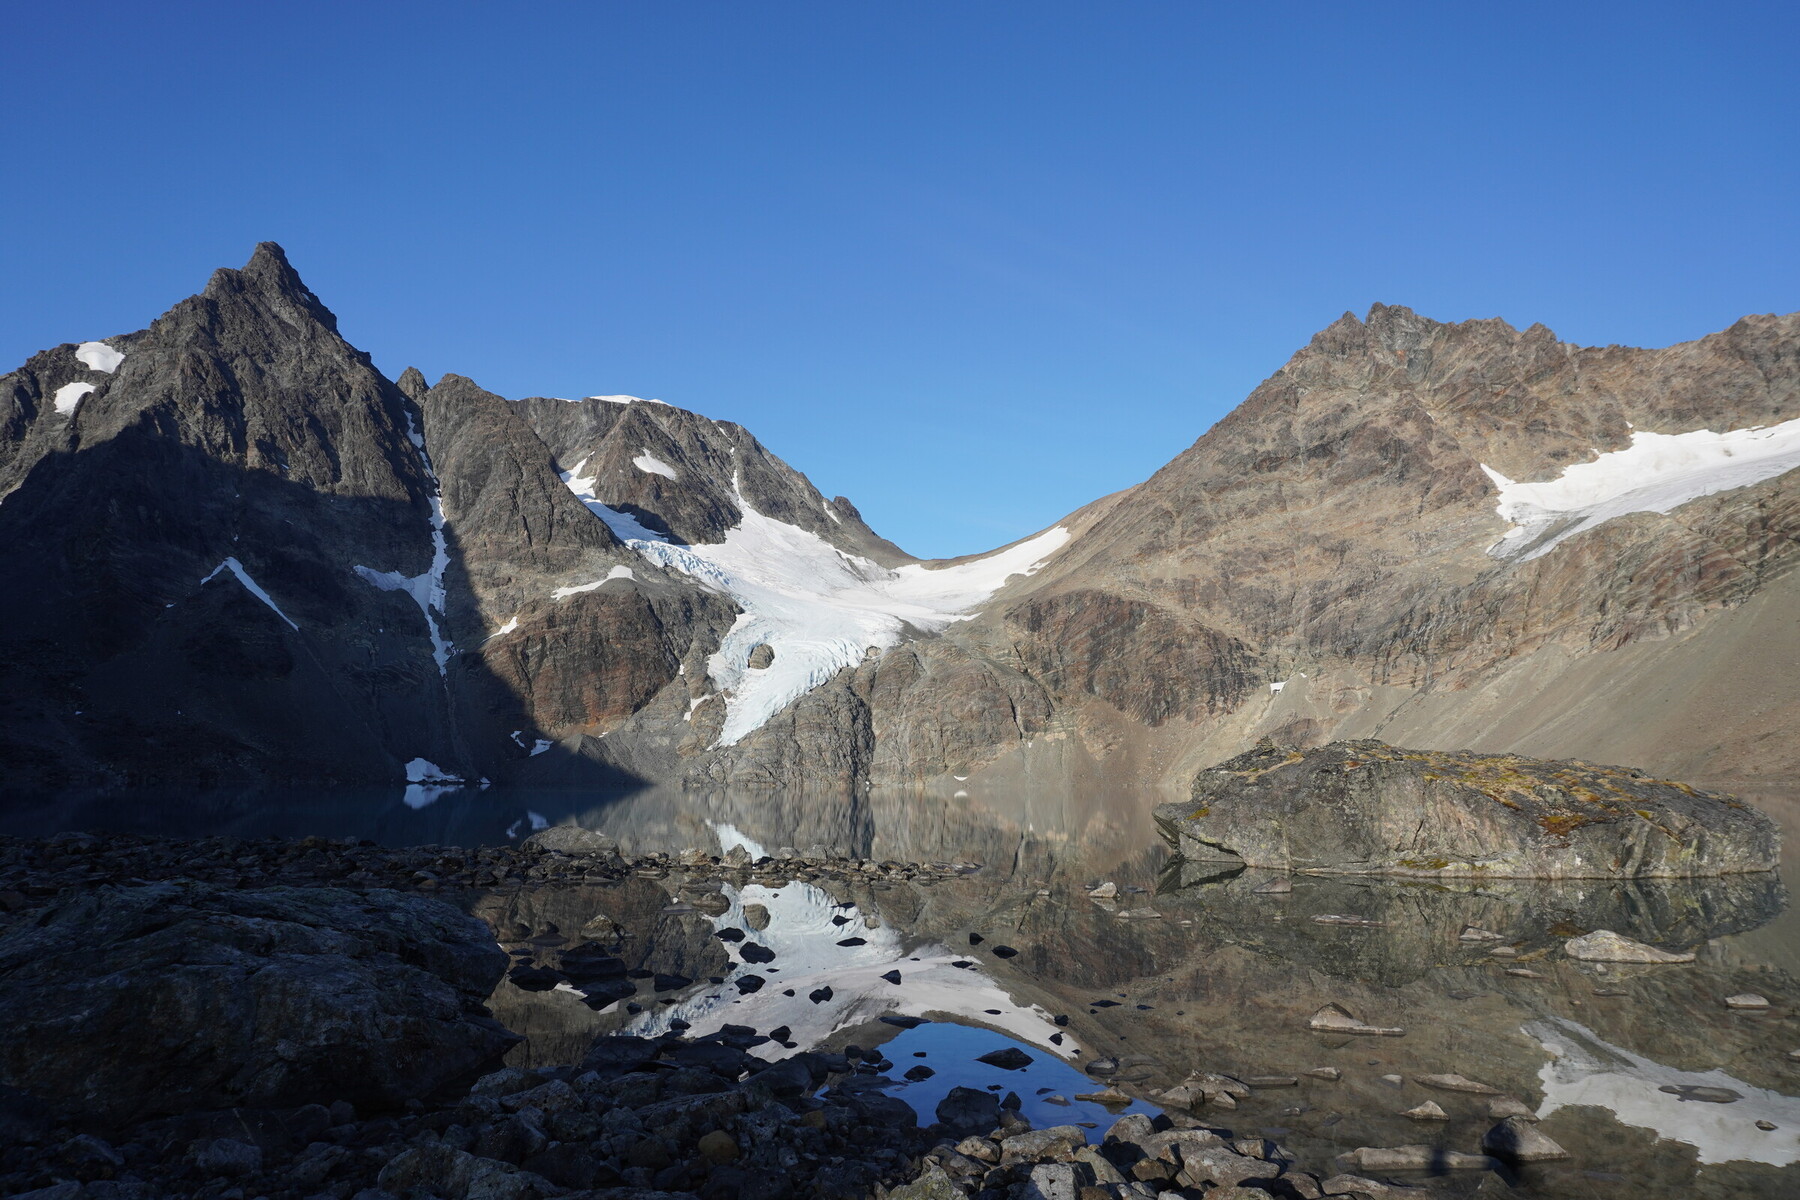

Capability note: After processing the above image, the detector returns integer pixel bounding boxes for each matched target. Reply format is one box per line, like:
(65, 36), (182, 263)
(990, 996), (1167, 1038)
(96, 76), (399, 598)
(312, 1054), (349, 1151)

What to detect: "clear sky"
(6, 2), (1796, 558)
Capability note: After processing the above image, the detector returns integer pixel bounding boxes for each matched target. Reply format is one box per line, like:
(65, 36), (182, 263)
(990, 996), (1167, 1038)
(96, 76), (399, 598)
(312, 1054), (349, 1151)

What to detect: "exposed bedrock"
(1155, 739), (1780, 878)
(0, 883), (516, 1124)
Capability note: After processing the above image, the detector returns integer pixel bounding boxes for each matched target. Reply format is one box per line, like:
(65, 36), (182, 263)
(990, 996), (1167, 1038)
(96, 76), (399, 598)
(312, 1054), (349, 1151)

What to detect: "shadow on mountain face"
(0, 429), (651, 807)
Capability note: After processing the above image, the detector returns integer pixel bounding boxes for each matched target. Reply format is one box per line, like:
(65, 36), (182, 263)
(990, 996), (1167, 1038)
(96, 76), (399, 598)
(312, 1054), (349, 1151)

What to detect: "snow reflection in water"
(1530, 1016), (1800, 1166)
(628, 827), (1070, 1059)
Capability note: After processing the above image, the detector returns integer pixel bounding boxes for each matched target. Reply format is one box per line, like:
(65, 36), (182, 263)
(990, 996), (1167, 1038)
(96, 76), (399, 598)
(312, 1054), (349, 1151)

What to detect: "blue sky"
(6, 2), (1796, 557)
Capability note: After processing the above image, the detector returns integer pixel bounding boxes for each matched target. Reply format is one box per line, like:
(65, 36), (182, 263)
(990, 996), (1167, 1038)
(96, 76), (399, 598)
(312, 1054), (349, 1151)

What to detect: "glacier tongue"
(557, 465), (1068, 746)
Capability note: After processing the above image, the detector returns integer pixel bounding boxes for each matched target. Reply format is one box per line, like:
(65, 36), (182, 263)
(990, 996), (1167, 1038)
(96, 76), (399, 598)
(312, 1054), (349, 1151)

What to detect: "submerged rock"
(1564, 929), (1697, 963)
(1308, 1003), (1404, 1037)
(1483, 1116), (1570, 1162)
(0, 883), (515, 1123)
(1158, 739), (1779, 878)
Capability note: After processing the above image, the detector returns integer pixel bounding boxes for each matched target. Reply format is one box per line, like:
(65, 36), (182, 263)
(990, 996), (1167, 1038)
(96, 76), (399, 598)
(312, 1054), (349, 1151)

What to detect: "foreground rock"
(1157, 739), (1779, 878)
(0, 882), (515, 1122)
(0, 1020), (1326, 1200)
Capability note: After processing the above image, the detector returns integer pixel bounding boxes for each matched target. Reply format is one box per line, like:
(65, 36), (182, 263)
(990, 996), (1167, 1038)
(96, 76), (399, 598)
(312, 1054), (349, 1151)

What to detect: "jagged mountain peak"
(512, 388), (910, 564)
(395, 366), (429, 403)
(200, 241), (340, 336)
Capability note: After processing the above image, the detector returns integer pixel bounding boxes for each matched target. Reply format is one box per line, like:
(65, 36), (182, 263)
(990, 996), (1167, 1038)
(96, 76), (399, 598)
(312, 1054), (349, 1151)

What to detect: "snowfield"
(53, 382), (95, 416)
(1483, 417), (1800, 561)
(1530, 1016), (1800, 1166)
(633, 451), (679, 479)
(551, 564), (636, 600)
(558, 460), (1068, 745)
(76, 341), (125, 373)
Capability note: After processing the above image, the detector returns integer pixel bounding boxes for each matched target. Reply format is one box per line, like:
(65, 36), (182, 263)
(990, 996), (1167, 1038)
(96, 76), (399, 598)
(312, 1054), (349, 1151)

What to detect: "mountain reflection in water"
(2, 780), (1797, 1195)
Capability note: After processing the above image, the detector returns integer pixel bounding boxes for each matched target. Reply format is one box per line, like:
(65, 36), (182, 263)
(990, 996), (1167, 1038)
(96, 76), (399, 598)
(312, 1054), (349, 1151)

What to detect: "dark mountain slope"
(0, 245), (456, 787)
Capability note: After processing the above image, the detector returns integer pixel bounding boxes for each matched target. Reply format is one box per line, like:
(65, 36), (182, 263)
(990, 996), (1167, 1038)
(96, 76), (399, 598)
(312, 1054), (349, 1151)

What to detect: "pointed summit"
(396, 366), (429, 403)
(202, 242), (339, 333)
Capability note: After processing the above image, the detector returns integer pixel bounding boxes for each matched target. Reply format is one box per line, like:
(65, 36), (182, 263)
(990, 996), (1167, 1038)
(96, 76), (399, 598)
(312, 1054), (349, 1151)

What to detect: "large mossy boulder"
(0, 883), (517, 1123)
(1156, 739), (1779, 878)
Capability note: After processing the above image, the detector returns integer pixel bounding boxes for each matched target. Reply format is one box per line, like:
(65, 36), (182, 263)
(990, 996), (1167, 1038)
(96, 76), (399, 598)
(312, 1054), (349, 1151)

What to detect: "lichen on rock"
(1155, 738), (1779, 878)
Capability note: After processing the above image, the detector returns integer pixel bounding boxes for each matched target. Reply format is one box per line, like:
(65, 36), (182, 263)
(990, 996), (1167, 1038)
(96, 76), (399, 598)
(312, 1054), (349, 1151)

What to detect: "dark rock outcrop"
(0, 883), (515, 1122)
(514, 393), (908, 563)
(1156, 739), (1780, 878)
(0, 244), (454, 788)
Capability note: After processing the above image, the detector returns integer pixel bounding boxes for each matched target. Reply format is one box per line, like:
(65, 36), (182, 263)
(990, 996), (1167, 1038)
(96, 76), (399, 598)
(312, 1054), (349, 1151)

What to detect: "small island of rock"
(1155, 739), (1779, 878)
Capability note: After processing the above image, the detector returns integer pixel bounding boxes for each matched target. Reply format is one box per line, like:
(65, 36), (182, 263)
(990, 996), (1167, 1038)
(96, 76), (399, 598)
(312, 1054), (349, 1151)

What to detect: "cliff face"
(886, 305), (1800, 790)
(3, 246), (1796, 793)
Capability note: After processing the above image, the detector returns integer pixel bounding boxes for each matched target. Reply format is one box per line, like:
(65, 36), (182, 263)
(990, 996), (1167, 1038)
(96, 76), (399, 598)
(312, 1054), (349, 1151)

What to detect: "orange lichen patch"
(1188, 805), (1212, 820)
(1232, 749), (1305, 780)
(1538, 813), (1595, 838)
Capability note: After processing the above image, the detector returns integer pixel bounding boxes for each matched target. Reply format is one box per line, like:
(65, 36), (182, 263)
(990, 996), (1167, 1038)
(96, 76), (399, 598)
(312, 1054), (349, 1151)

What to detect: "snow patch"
(489, 616), (520, 640)
(529, 739), (553, 757)
(560, 458), (673, 542)
(1483, 418), (1800, 562)
(586, 394), (670, 407)
(504, 811), (550, 838)
(75, 341), (124, 373)
(201, 557), (299, 630)
(551, 564), (636, 600)
(53, 382), (94, 416)
(633, 451), (679, 479)
(405, 758), (458, 783)
(354, 410), (454, 674)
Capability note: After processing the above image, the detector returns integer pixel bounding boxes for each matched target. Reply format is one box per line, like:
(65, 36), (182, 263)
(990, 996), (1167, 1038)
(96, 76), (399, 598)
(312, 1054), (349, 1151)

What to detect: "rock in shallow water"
(1564, 929), (1697, 963)
(0, 883), (516, 1123)
(1157, 738), (1779, 878)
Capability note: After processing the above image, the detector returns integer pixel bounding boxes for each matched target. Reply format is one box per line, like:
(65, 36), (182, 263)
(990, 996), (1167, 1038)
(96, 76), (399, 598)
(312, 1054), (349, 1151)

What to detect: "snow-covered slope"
(1483, 418), (1800, 562)
(559, 460), (1068, 745)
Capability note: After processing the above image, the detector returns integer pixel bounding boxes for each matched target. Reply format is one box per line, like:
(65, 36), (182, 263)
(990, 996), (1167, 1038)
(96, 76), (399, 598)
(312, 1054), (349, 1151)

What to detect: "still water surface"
(1, 779), (1795, 1197)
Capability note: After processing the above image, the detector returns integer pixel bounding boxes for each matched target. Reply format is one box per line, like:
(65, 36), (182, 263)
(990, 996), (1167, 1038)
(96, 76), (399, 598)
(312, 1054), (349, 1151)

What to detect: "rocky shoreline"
(0, 830), (1455, 1200)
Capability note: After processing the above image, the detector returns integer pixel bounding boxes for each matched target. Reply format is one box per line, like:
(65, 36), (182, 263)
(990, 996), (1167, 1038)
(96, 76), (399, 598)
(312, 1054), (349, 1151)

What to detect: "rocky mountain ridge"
(2, 245), (1796, 794)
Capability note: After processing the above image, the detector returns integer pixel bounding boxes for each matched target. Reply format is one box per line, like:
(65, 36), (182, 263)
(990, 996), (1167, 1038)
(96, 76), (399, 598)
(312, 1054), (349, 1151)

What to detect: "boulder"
(520, 826), (621, 859)
(1158, 739), (1778, 878)
(936, 1086), (1001, 1135)
(1482, 1116), (1570, 1162)
(0, 883), (516, 1122)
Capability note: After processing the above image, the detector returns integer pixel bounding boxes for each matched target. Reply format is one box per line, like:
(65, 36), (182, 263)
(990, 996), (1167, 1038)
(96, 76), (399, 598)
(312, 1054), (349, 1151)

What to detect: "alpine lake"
(2, 777), (1797, 1199)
